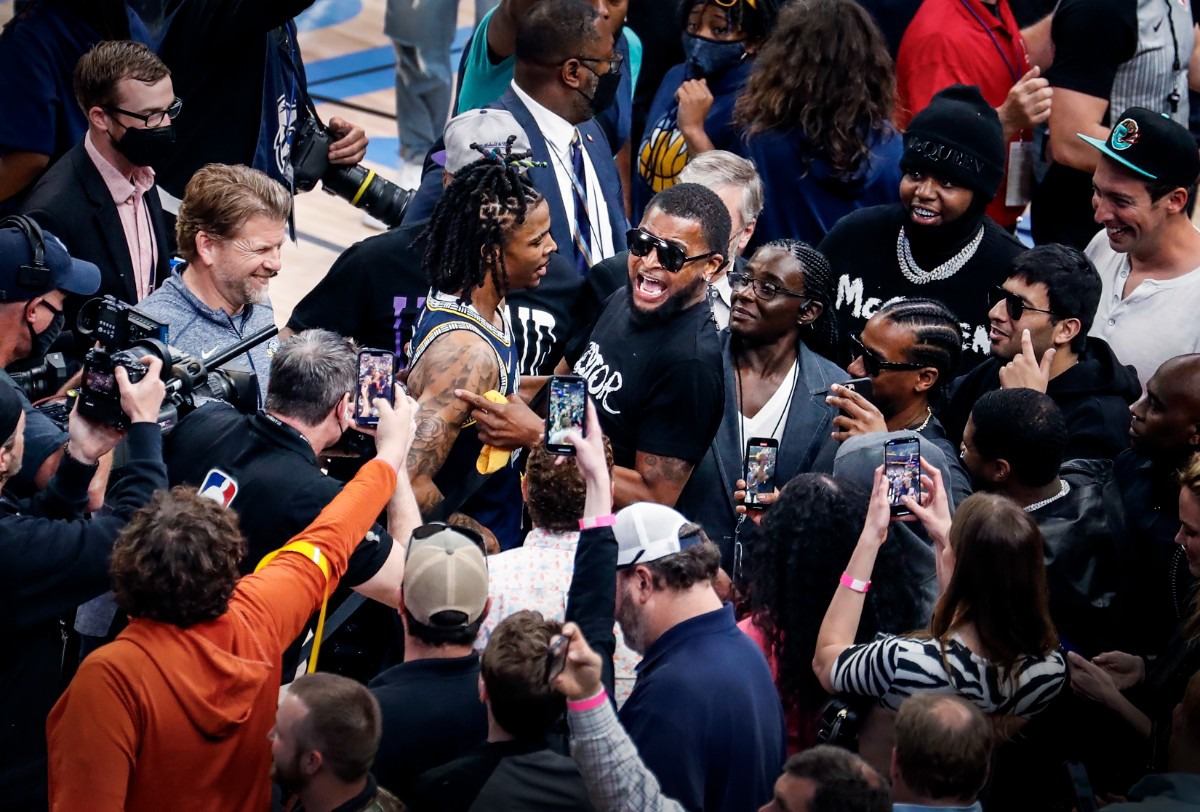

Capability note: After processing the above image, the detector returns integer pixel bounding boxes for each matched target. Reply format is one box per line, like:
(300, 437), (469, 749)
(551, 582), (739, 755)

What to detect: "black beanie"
(902, 84), (1006, 199)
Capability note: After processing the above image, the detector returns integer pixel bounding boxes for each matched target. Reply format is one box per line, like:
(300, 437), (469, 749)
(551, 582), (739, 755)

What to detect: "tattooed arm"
(406, 332), (500, 515)
(613, 453), (695, 509)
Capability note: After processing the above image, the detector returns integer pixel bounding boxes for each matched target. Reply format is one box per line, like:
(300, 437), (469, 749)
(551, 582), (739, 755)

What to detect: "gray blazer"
(677, 330), (847, 572)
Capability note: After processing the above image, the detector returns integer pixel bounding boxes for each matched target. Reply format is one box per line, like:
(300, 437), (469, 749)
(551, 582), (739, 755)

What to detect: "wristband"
(839, 572), (870, 594)
(579, 514), (616, 531)
(567, 687), (608, 712)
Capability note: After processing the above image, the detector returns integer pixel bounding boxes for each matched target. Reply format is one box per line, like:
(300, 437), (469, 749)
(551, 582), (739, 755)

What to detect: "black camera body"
(77, 295), (168, 350)
(9, 351), (69, 401)
(77, 344), (165, 430)
(290, 115), (415, 228)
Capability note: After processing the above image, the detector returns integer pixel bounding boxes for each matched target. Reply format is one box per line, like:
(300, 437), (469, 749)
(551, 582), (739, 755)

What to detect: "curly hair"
(642, 527), (722, 591)
(421, 156), (543, 304)
(525, 438), (615, 532)
(111, 486), (247, 628)
(760, 239), (840, 362)
(734, 0), (895, 177)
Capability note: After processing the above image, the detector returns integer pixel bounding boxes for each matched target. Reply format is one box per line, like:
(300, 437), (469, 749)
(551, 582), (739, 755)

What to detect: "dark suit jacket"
(676, 333), (847, 575)
(495, 87), (628, 261)
(22, 141), (171, 341)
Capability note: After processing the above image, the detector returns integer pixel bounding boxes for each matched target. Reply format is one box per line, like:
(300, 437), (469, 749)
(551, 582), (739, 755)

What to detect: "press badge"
(1006, 140), (1035, 207)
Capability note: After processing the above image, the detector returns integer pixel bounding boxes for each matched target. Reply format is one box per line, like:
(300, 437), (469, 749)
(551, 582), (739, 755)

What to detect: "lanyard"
(958, 0), (1025, 83)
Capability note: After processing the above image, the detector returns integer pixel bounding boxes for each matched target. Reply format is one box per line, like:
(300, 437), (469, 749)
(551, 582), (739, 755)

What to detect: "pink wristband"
(839, 572), (871, 594)
(567, 688), (608, 712)
(579, 514), (617, 530)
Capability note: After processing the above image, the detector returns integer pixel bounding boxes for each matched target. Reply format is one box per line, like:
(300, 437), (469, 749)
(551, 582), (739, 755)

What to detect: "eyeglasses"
(626, 228), (719, 272)
(987, 286), (1060, 321)
(850, 334), (925, 378)
(104, 97), (183, 128)
(727, 270), (810, 303)
(573, 51), (624, 70)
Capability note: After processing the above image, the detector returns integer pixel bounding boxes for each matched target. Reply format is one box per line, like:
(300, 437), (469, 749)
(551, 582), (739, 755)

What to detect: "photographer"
(0, 353), (167, 812)
(0, 216), (101, 499)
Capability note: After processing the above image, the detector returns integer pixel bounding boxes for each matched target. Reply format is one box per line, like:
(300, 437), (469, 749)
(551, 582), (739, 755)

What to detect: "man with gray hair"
(138, 163), (292, 405)
(677, 150), (763, 328)
(163, 328), (412, 678)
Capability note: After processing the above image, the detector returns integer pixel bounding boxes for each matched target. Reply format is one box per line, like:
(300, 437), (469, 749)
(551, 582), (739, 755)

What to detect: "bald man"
(1112, 354), (1200, 653)
(891, 694), (992, 809)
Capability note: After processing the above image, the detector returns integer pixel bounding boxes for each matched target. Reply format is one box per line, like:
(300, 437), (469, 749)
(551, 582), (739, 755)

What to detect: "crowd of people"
(4, 0), (1200, 810)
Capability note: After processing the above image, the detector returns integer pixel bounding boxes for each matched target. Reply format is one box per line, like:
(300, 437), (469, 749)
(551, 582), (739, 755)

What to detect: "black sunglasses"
(105, 97), (183, 128)
(727, 269), (810, 303)
(851, 334), (925, 378)
(987, 286), (1060, 321)
(626, 228), (719, 273)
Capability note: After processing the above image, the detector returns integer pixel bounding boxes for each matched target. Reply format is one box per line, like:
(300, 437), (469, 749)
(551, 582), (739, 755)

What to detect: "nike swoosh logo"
(201, 348), (217, 359)
(1155, 19), (1164, 30)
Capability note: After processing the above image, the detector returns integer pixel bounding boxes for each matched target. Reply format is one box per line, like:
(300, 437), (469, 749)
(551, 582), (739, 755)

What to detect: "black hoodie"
(941, 336), (1142, 461)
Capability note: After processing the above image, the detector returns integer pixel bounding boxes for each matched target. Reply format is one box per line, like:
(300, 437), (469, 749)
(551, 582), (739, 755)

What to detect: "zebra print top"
(830, 632), (1067, 717)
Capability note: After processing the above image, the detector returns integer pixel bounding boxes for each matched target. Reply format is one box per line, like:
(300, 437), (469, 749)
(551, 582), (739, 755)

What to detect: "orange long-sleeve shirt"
(46, 459), (398, 812)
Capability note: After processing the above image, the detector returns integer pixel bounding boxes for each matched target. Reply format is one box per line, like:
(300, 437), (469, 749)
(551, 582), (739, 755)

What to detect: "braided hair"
(874, 298), (963, 403)
(762, 239), (840, 362)
(422, 148), (544, 304)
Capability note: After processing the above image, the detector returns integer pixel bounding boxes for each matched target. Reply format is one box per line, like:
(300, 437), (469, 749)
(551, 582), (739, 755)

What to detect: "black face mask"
(682, 32), (746, 79)
(578, 62), (622, 117)
(27, 309), (64, 361)
(113, 123), (176, 168)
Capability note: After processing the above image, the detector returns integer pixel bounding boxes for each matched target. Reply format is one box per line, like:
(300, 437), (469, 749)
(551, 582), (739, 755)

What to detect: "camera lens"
(322, 164), (415, 228)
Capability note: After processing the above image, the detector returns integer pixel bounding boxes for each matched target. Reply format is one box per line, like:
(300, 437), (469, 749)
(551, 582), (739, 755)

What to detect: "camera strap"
(255, 541), (332, 674)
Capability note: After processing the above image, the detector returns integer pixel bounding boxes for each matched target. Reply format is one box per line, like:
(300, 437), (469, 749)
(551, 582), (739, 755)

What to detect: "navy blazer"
(677, 331), (847, 574)
(22, 142), (171, 342)
(404, 88), (629, 263)
(495, 87), (628, 261)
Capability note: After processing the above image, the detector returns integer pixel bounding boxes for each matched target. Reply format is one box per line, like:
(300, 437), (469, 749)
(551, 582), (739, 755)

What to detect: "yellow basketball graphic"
(639, 114), (690, 193)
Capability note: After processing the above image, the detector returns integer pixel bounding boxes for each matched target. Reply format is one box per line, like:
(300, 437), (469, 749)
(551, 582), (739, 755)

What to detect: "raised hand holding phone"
(353, 349), (395, 427)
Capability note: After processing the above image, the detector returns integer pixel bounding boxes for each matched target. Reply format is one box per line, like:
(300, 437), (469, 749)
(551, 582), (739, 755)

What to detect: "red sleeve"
(47, 653), (141, 811)
(896, 37), (976, 129)
(230, 459), (399, 653)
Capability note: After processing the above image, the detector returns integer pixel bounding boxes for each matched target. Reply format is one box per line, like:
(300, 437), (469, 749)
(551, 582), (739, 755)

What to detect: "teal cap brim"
(1077, 133), (1158, 180)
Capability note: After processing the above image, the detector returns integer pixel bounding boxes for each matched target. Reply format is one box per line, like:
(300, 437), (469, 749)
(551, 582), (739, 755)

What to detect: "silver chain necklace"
(896, 225), (985, 284)
(1024, 479), (1071, 512)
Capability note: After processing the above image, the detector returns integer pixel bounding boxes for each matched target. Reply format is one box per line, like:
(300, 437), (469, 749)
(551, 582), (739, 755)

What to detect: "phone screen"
(354, 350), (395, 427)
(743, 439), (778, 508)
(885, 437), (921, 515)
(546, 375), (587, 455)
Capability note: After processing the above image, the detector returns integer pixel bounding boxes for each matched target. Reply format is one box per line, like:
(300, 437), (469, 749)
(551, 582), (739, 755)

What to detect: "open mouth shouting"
(634, 272), (668, 306)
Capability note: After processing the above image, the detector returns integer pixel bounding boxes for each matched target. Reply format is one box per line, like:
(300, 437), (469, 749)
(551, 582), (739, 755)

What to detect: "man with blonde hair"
(137, 163), (291, 404)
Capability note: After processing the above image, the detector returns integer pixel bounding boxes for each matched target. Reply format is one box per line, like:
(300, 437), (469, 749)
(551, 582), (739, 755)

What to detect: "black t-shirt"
(572, 292), (724, 468)
(819, 203), (1026, 372)
(1031, 0), (1138, 249)
(164, 402), (392, 580)
(369, 655), (487, 801)
(287, 220), (584, 376)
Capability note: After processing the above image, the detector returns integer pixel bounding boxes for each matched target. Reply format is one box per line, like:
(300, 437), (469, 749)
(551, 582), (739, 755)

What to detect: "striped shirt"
(830, 633), (1066, 718)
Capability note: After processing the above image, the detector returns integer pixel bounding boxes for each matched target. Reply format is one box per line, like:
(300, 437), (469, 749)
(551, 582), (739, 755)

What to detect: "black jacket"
(21, 142), (171, 357)
(0, 424), (167, 811)
(942, 337), (1141, 461)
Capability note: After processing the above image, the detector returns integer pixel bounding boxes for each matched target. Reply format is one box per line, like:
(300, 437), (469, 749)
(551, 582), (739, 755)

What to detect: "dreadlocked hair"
(764, 239), (840, 362)
(875, 298), (963, 404)
(422, 155), (544, 304)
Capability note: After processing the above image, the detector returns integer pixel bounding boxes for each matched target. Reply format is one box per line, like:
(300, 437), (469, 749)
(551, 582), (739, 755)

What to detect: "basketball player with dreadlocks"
(405, 152), (556, 523)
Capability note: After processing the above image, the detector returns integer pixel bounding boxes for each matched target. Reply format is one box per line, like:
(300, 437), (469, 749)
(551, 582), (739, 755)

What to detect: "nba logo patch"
(199, 468), (239, 507)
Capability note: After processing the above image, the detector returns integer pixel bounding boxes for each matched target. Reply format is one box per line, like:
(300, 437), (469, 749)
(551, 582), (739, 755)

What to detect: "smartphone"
(884, 436), (921, 516)
(838, 376), (874, 403)
(544, 636), (570, 685)
(1065, 761), (1098, 812)
(743, 438), (779, 510)
(353, 349), (396, 427)
(546, 375), (587, 455)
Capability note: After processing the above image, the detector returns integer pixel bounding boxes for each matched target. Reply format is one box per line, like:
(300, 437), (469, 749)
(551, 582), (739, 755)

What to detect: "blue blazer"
(676, 332), (847, 573)
(494, 88), (628, 262)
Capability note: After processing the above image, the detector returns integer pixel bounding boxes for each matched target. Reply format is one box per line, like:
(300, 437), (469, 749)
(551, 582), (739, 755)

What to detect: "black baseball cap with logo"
(1078, 107), (1200, 189)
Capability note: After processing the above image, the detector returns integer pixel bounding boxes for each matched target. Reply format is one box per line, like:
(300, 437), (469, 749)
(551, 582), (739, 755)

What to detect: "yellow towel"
(475, 391), (512, 474)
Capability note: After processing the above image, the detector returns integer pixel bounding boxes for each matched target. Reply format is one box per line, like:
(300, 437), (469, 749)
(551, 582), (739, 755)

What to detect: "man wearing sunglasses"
(21, 41), (175, 364)
(941, 245), (1140, 462)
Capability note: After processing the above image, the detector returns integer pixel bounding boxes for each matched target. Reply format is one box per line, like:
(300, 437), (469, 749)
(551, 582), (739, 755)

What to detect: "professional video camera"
(8, 352), (69, 401)
(69, 296), (276, 430)
(291, 114), (415, 228)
